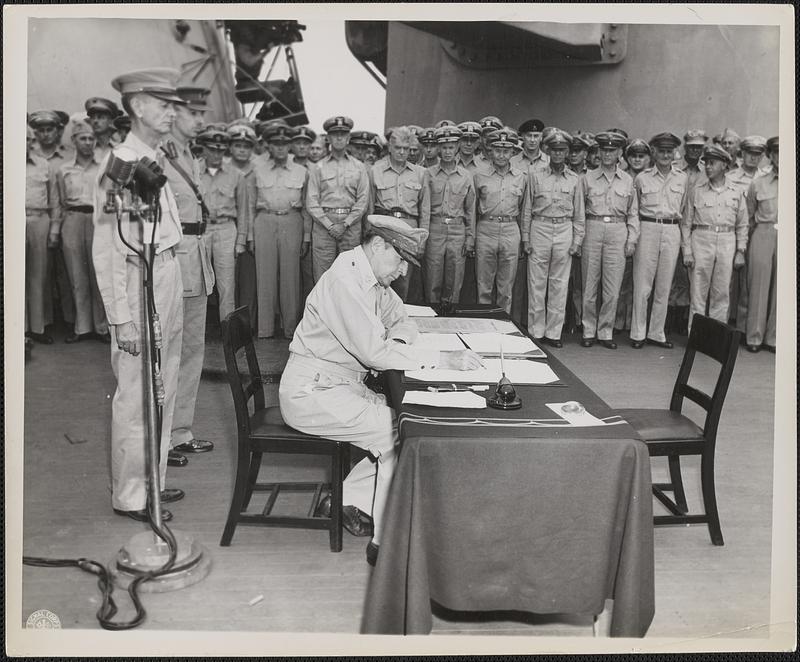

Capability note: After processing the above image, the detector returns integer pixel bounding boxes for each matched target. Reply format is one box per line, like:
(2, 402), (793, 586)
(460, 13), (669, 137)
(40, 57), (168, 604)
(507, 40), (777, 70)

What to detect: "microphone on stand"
(488, 344), (522, 410)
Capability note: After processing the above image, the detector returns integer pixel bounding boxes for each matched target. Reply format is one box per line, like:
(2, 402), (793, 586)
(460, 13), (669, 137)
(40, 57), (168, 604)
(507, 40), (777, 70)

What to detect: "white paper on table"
(405, 358), (559, 385)
(403, 390), (487, 409)
(459, 332), (545, 357)
(405, 304), (437, 317)
(545, 402), (608, 426)
(410, 333), (466, 351)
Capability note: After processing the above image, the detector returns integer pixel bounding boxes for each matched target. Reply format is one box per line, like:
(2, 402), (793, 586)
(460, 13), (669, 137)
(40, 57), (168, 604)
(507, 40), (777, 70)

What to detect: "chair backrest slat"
(221, 307), (264, 441)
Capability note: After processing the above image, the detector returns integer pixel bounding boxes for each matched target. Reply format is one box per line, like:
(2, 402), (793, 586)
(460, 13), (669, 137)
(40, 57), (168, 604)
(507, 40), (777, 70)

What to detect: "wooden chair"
(616, 315), (741, 545)
(220, 307), (350, 551)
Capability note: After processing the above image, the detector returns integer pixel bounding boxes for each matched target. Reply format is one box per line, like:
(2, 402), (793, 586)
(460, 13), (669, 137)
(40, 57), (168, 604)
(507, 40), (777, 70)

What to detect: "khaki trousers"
(311, 212), (361, 281)
(111, 252), (183, 510)
(424, 218), (467, 304)
(688, 230), (736, 332)
(526, 220), (572, 339)
(746, 223), (777, 346)
(476, 219), (520, 314)
(25, 212), (50, 334)
(61, 210), (108, 335)
(172, 293), (207, 447)
(581, 219), (627, 340)
(206, 220), (238, 321)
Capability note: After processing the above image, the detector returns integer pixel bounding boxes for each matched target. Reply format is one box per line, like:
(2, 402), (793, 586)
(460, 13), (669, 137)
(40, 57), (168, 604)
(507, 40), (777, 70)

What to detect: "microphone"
(488, 345), (522, 410)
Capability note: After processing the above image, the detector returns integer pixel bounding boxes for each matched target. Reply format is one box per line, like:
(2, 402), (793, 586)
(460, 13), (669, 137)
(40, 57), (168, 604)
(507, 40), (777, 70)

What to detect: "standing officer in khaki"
(290, 126), (318, 300)
(197, 125), (250, 322)
(419, 128), (440, 168)
(85, 97), (122, 159)
(522, 129), (584, 347)
(629, 133), (687, 349)
(368, 125), (430, 302)
(25, 124), (60, 344)
(744, 136), (778, 353)
(580, 131), (638, 349)
(252, 124), (311, 339)
(681, 144), (748, 332)
(55, 118), (109, 343)
(726, 135), (768, 333)
(424, 126), (476, 305)
(566, 133), (593, 332)
(165, 85), (216, 463)
(475, 116), (503, 171)
(512, 118), (550, 173)
(92, 68), (185, 521)
(456, 121), (483, 174)
(474, 128), (529, 314)
(306, 116), (369, 281)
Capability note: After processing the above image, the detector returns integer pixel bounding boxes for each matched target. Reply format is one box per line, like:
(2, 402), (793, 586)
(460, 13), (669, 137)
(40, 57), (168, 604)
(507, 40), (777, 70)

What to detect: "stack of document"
(405, 304), (437, 317)
(413, 317), (519, 334)
(405, 359), (560, 385)
(459, 332), (545, 358)
(403, 390), (487, 409)
(410, 333), (465, 351)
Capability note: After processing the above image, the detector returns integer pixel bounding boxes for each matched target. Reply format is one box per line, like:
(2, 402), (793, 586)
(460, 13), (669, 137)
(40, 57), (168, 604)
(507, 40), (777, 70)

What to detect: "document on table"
(545, 402), (608, 426)
(459, 332), (546, 358)
(403, 390), (487, 409)
(405, 358), (561, 385)
(405, 304), (437, 317)
(413, 317), (519, 335)
(410, 333), (466, 351)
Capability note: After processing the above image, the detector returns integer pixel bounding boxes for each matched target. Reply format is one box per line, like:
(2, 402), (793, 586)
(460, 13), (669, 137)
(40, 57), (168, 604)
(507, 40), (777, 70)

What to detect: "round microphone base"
(487, 394), (522, 410)
(111, 529), (212, 593)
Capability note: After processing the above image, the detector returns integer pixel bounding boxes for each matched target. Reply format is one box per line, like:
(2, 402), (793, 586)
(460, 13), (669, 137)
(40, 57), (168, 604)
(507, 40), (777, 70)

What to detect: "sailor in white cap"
(280, 214), (482, 566)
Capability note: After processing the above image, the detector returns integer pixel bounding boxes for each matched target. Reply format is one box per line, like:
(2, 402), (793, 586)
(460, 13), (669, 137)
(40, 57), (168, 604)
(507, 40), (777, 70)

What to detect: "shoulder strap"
(160, 142), (210, 222)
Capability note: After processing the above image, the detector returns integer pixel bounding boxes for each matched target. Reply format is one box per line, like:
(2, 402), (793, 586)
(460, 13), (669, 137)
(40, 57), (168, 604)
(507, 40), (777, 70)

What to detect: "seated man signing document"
(280, 214), (482, 566)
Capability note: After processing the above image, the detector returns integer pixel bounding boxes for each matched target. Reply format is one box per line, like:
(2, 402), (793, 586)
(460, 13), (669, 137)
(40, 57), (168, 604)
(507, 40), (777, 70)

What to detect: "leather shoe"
(543, 337), (563, 348)
(599, 339), (617, 350)
(114, 507), (172, 522)
(366, 541), (380, 567)
(630, 339), (644, 349)
(65, 332), (92, 344)
(173, 439), (214, 453)
(315, 495), (373, 537)
(762, 344), (776, 354)
(580, 337), (595, 348)
(646, 338), (673, 349)
(160, 488), (185, 503)
(168, 450), (188, 467)
(745, 344), (761, 353)
(95, 331), (112, 344)
(27, 332), (54, 345)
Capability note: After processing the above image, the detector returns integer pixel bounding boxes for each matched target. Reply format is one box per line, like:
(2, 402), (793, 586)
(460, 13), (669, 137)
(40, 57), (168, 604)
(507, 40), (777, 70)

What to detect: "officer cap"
(595, 131), (627, 149)
(540, 126), (558, 145)
(683, 129), (708, 146)
(569, 133), (591, 151)
(111, 67), (183, 103)
(435, 126), (463, 143)
(720, 127), (740, 141)
(419, 128), (438, 144)
(229, 117), (255, 130)
(323, 116), (354, 133)
(350, 130), (377, 146)
(258, 119), (290, 138)
(198, 123), (230, 149)
(113, 114), (132, 131)
(605, 127), (629, 140)
(740, 135), (767, 153)
(365, 215), (429, 267)
(479, 116), (503, 134)
(292, 126), (317, 142)
(177, 86), (211, 111)
(28, 110), (68, 128)
(435, 119), (456, 128)
(766, 136), (778, 152)
(518, 118), (545, 134)
(625, 138), (651, 156)
(407, 125), (424, 136)
(263, 124), (296, 143)
(543, 129), (572, 149)
(85, 97), (121, 118)
(457, 121), (482, 139)
(648, 132), (681, 149)
(227, 123), (258, 145)
(702, 144), (732, 164)
(70, 117), (94, 139)
(487, 128), (518, 148)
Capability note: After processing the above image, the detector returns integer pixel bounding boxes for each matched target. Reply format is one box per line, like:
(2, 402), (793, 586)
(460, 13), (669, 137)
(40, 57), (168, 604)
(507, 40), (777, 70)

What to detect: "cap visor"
(148, 91), (185, 103)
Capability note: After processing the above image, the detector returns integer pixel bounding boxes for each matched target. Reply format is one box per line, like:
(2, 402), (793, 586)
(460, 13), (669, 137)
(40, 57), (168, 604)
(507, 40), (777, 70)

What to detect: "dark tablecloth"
(361, 324), (654, 637)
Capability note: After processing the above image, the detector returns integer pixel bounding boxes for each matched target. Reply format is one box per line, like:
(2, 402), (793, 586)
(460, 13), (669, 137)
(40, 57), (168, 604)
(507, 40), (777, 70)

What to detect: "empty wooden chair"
(616, 314), (741, 545)
(220, 307), (350, 551)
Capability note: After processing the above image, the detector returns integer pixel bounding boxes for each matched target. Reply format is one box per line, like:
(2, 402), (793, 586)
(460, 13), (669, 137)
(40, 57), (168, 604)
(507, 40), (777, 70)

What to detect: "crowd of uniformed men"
(24, 66), (778, 527)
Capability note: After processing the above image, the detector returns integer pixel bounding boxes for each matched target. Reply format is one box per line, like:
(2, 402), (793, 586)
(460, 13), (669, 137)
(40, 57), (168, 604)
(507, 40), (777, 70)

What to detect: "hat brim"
(325, 127), (351, 134)
(145, 90), (185, 104)
(684, 140), (706, 146)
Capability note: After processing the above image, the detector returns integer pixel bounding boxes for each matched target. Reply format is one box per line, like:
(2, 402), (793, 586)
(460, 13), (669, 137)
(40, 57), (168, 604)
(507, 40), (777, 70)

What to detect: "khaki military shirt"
(583, 166), (639, 243)
(456, 153), (483, 175)
(253, 159), (312, 241)
(305, 152), (369, 230)
(32, 142), (74, 163)
(634, 165), (688, 221)
(526, 165), (585, 247)
(511, 149), (549, 173)
(369, 160), (431, 230)
(428, 162), (477, 248)
(746, 170), (778, 228)
(681, 178), (748, 255)
(474, 164), (528, 220)
(26, 153), (59, 222)
(199, 161), (250, 248)
(56, 155), (101, 227)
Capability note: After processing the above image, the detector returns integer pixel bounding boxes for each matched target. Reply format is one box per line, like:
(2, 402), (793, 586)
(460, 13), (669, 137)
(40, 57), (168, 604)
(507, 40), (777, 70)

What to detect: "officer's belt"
(533, 215), (571, 224)
(692, 224), (734, 233)
(375, 207), (418, 221)
(256, 207), (297, 216)
(587, 214), (626, 223)
(181, 221), (206, 236)
(480, 215), (518, 223)
(65, 205), (94, 213)
(323, 207), (352, 214)
(286, 352), (368, 383)
(431, 214), (464, 225)
(207, 215), (235, 224)
(640, 215), (680, 225)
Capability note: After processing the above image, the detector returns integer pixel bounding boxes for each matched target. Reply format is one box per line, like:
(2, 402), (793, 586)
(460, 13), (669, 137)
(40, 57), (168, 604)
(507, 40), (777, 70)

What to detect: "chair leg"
(220, 450), (252, 546)
(667, 455), (688, 514)
(242, 451), (262, 511)
(328, 445), (344, 552)
(700, 453), (724, 546)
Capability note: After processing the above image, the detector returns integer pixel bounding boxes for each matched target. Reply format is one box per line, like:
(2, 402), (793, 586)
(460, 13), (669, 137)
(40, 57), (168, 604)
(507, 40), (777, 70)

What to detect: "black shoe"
(746, 344), (761, 353)
(27, 332), (54, 345)
(646, 338), (673, 349)
(173, 439), (214, 453)
(114, 507), (173, 522)
(160, 488), (185, 503)
(95, 331), (112, 344)
(762, 344), (776, 354)
(543, 337), (563, 348)
(630, 340), (644, 349)
(580, 337), (595, 348)
(366, 541), (380, 567)
(315, 495), (373, 537)
(65, 332), (91, 344)
(599, 339), (617, 350)
(168, 450), (188, 467)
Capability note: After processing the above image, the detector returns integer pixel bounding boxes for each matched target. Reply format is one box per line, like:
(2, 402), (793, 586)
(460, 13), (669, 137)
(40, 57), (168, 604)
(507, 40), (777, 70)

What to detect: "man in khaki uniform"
(290, 126), (316, 169)
(424, 126), (476, 305)
(475, 116), (503, 172)
(420, 128), (440, 168)
(681, 144), (747, 332)
(580, 131), (638, 349)
(456, 121), (483, 175)
(85, 97), (122, 159)
(522, 129), (584, 347)
(630, 132), (688, 349)
(512, 118), (549, 173)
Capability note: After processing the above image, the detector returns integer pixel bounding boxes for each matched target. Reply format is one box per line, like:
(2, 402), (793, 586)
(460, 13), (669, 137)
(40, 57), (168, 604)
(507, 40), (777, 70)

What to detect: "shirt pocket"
(639, 182), (660, 208)
(402, 179), (423, 207)
(25, 170), (49, 207)
(755, 190), (777, 216)
(448, 179), (469, 209)
(63, 171), (87, 201)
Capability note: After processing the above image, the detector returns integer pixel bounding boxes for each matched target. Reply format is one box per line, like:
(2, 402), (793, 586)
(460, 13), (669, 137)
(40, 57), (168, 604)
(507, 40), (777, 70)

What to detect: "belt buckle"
(714, 226), (721, 233)
(602, 216), (611, 223)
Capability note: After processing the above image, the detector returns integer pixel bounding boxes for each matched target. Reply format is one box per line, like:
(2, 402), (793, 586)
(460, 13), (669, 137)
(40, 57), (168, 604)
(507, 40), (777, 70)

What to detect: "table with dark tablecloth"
(361, 329), (654, 637)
